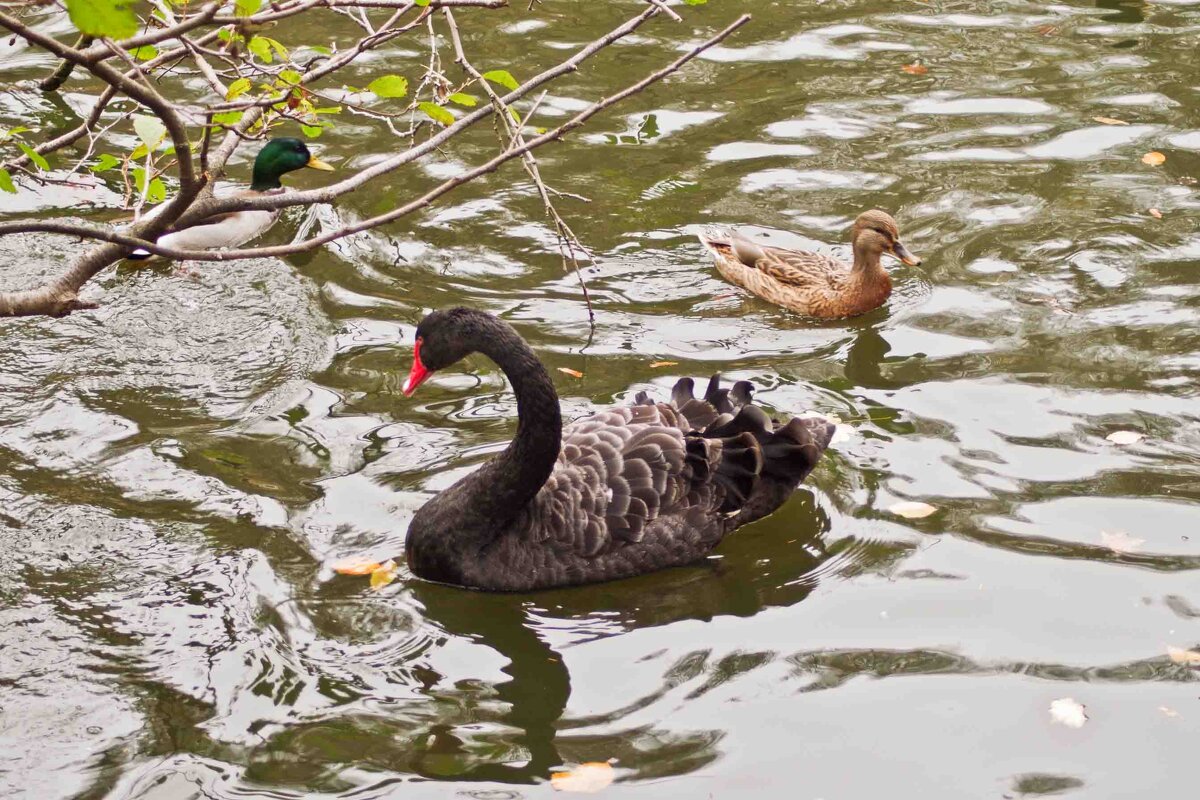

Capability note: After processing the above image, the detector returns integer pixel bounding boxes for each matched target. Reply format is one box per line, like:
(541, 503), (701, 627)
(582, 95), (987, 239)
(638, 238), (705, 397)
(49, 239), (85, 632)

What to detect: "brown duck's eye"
(871, 227), (894, 242)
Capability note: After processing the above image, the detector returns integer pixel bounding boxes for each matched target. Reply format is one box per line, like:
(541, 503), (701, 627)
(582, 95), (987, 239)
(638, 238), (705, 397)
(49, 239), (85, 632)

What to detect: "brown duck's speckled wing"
(753, 248), (847, 289)
(521, 402), (706, 558)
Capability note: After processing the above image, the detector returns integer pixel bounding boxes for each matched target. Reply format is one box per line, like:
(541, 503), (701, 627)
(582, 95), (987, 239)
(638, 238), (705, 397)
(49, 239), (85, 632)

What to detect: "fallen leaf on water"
(1106, 430), (1144, 445)
(1093, 116), (1128, 126)
(558, 368), (584, 378)
(1100, 530), (1144, 554)
(1049, 697), (1088, 728)
(333, 558), (384, 576)
(550, 762), (614, 793)
(1142, 151), (1166, 166)
(888, 501), (937, 519)
(649, 361), (678, 369)
(901, 63), (928, 75)
(1148, 208), (1163, 219)
(1036, 24), (1060, 36)
(370, 559), (398, 590)
(1167, 646), (1200, 666)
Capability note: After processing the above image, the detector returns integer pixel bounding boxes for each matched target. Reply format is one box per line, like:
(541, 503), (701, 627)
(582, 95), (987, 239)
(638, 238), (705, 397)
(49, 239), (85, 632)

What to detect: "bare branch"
(644, 0), (682, 23)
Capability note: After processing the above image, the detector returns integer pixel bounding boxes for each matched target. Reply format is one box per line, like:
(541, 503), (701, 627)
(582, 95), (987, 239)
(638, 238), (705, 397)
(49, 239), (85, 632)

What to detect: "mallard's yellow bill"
(306, 155), (335, 171)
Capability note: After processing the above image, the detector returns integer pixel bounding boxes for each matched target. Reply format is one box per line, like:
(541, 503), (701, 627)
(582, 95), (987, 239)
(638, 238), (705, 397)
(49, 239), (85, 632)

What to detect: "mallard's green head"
(250, 137), (334, 191)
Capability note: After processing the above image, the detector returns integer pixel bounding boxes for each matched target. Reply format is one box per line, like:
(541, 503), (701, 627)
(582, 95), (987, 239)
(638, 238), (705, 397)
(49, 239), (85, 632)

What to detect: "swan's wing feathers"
(528, 404), (701, 556)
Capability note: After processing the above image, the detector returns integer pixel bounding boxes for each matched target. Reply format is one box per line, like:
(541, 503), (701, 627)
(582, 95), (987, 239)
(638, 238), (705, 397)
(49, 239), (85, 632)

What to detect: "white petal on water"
(888, 501), (938, 519)
(1100, 530), (1145, 553)
(1049, 697), (1088, 728)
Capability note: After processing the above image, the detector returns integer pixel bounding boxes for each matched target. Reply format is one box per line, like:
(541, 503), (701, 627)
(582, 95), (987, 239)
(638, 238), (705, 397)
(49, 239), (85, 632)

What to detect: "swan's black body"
(402, 308), (834, 591)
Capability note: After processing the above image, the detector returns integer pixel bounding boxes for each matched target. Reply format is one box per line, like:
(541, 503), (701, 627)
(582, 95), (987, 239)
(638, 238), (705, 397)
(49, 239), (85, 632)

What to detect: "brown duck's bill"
(306, 155), (335, 171)
(893, 241), (922, 266)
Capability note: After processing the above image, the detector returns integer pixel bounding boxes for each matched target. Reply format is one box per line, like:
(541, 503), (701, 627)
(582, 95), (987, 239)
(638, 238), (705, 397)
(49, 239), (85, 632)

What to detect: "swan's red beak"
(403, 338), (431, 397)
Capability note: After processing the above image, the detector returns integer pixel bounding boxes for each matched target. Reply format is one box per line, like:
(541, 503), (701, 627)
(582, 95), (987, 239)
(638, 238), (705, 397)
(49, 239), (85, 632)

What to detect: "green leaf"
(367, 75), (408, 99)
(225, 77), (252, 100)
(131, 168), (165, 203)
(414, 0), (430, 5)
(508, 106), (521, 124)
(65, 0), (138, 39)
(482, 69), (518, 91)
(418, 101), (454, 126)
(313, 105), (342, 115)
(0, 127), (30, 140)
(278, 69), (303, 86)
(264, 36), (288, 60)
(300, 124), (324, 138)
(129, 44), (158, 61)
(132, 114), (167, 151)
(447, 92), (477, 107)
(90, 153), (121, 172)
(248, 36), (272, 62)
(147, 177), (166, 203)
(683, 0), (707, 4)
(17, 142), (49, 171)
(235, 0), (261, 16)
(308, 44), (332, 56)
(212, 110), (243, 126)
(0, 168), (15, 194)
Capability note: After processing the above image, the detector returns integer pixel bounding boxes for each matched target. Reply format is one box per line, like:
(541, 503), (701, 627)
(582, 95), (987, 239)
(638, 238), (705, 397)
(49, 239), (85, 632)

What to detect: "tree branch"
(0, 4), (749, 318)
(0, 14), (752, 264)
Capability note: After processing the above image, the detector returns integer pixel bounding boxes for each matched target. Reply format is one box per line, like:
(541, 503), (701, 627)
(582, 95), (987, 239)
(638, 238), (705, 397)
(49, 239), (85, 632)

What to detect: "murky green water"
(3, 1), (1199, 797)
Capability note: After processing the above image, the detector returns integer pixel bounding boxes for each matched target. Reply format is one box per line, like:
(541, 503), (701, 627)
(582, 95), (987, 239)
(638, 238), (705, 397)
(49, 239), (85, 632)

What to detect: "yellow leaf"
(888, 501), (937, 519)
(1148, 208), (1162, 219)
(1142, 151), (1166, 166)
(649, 361), (678, 368)
(558, 368), (584, 378)
(550, 762), (614, 793)
(1093, 116), (1128, 126)
(901, 63), (928, 75)
(370, 559), (397, 590)
(333, 557), (383, 576)
(1167, 646), (1200, 665)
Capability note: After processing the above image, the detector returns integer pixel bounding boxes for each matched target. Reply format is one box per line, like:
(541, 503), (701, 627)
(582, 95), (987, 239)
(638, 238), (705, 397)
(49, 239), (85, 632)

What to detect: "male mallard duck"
(127, 137), (333, 259)
(698, 210), (922, 319)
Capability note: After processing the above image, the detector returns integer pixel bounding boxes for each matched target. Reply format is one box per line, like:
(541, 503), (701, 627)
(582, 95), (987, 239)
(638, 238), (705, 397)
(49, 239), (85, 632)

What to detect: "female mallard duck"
(698, 210), (922, 319)
(398, 307), (834, 591)
(127, 137), (333, 259)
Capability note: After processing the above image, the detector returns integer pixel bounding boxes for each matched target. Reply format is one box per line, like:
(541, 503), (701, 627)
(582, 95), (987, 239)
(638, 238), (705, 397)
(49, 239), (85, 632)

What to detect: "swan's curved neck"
(465, 320), (562, 525)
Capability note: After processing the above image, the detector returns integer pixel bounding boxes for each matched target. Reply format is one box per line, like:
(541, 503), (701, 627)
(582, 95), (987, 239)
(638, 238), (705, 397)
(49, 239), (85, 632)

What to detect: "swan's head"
(850, 209), (921, 266)
(402, 307), (489, 396)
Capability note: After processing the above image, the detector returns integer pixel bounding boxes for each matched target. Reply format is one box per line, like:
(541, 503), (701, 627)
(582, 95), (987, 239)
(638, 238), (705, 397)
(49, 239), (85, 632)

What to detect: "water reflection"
(3, 0), (1200, 797)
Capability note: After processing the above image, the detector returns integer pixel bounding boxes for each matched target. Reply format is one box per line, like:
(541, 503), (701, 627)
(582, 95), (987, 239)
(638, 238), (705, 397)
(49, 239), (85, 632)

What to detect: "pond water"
(2, 0), (1199, 797)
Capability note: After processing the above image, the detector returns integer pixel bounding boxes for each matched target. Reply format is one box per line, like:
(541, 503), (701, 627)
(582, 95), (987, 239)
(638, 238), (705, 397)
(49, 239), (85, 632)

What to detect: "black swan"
(399, 308), (835, 591)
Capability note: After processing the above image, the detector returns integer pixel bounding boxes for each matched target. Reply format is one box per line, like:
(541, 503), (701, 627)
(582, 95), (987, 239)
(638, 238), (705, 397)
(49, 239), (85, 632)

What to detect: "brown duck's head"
(850, 209), (922, 266)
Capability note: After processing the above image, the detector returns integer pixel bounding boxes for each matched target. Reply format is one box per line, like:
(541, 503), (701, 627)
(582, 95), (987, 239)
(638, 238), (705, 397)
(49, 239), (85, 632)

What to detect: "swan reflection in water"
(393, 491), (835, 786)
